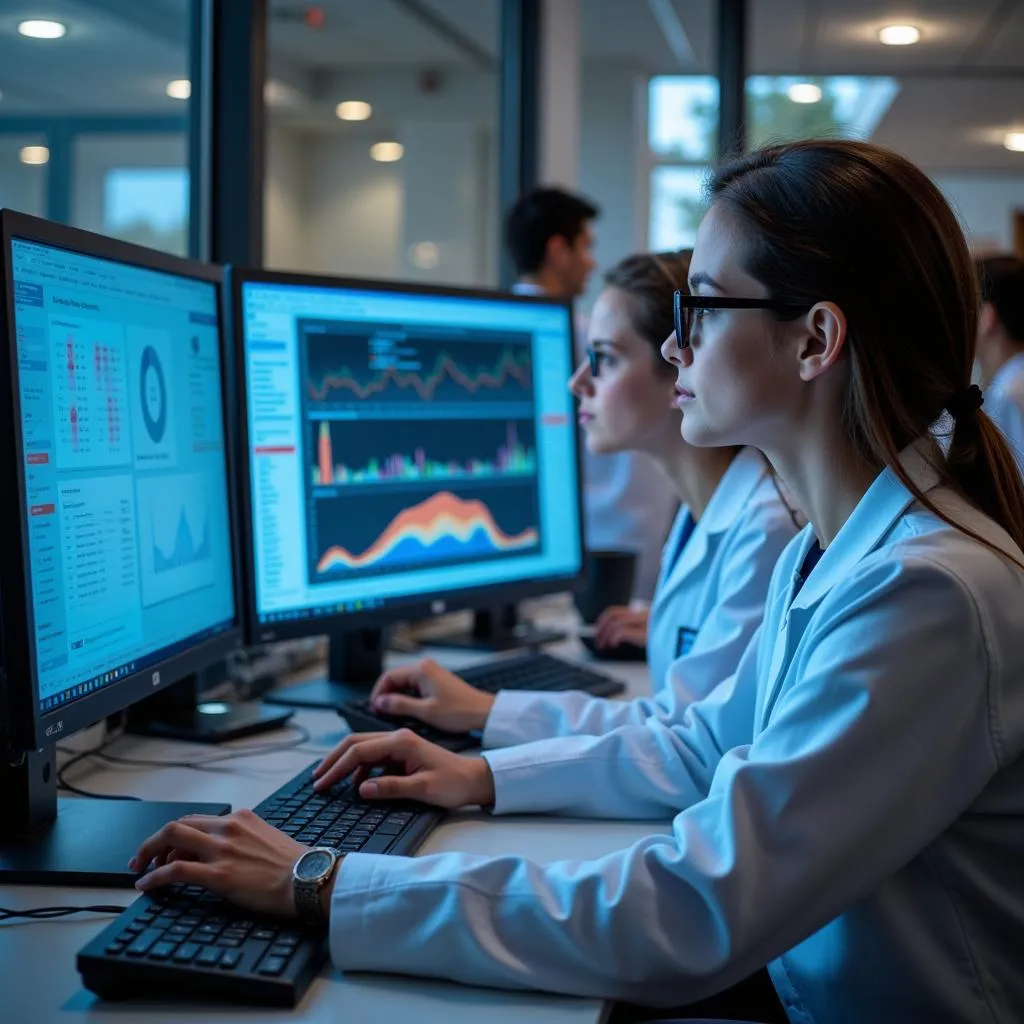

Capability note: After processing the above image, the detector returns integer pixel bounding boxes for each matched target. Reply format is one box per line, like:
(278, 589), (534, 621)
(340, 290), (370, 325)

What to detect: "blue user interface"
(10, 237), (236, 714)
(240, 281), (582, 625)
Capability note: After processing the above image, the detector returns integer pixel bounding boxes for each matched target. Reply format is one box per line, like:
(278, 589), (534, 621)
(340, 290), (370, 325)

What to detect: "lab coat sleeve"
(482, 503), (795, 748)
(328, 555), (1002, 1005)
(479, 631), (762, 819)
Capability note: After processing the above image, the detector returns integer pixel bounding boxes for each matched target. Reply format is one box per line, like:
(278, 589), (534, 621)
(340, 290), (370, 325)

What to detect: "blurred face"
(550, 223), (597, 298)
(569, 286), (677, 455)
(660, 203), (807, 451)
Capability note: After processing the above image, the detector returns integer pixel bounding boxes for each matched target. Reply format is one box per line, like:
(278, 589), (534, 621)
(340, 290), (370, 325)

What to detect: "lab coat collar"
(702, 447), (774, 537)
(661, 447), (773, 593)
(790, 441), (942, 612)
(989, 351), (1024, 395)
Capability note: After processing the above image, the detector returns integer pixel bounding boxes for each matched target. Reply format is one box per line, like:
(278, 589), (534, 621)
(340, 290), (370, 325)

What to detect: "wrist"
(471, 691), (497, 731)
(318, 855), (343, 921)
(471, 757), (496, 807)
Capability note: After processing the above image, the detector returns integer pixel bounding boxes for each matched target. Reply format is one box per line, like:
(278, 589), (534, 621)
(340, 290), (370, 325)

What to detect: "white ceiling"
(0, 1), (1022, 168)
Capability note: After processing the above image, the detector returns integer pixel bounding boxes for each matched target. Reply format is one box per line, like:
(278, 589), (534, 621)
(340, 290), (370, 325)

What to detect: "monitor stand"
(262, 628), (386, 710)
(428, 604), (566, 652)
(125, 668), (294, 744)
(0, 745), (230, 887)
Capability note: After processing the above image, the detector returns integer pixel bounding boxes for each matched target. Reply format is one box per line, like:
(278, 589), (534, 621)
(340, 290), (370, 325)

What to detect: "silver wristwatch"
(292, 847), (341, 926)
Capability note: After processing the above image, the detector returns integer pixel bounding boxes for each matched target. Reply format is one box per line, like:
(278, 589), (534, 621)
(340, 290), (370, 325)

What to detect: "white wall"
(579, 63), (648, 311)
(931, 173), (1024, 253)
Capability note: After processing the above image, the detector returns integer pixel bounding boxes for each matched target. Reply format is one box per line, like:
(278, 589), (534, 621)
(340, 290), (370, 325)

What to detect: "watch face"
(296, 849), (333, 881)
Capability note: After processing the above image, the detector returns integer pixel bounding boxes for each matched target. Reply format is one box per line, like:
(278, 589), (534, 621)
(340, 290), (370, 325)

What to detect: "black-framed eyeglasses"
(673, 291), (807, 351)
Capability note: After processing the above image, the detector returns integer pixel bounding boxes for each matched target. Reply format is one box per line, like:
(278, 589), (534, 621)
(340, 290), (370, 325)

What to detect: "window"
(647, 76), (719, 252)
(264, 2), (501, 286)
(0, 1), (195, 256)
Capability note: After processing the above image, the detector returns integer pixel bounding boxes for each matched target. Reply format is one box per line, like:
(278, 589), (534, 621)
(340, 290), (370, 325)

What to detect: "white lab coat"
(984, 351), (1024, 470)
(329, 443), (1024, 1022)
(483, 447), (798, 747)
(512, 281), (678, 599)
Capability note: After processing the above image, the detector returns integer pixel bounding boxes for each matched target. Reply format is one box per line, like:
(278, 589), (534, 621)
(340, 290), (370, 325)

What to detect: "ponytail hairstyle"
(709, 139), (1024, 560)
(602, 250), (692, 375)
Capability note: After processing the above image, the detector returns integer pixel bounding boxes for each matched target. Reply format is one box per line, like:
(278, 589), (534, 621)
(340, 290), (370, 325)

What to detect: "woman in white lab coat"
(363, 252), (800, 747)
(132, 140), (1024, 1024)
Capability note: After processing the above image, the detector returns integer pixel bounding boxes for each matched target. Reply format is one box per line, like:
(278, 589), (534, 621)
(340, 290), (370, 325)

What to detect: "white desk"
(0, 631), (669, 1024)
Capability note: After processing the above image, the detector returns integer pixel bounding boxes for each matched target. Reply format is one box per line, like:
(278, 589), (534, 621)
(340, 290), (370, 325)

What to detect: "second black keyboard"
(77, 761), (442, 1006)
(338, 651), (626, 750)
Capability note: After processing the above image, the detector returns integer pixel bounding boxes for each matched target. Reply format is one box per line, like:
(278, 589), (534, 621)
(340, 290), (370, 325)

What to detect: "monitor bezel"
(0, 210), (243, 753)
(228, 266), (586, 646)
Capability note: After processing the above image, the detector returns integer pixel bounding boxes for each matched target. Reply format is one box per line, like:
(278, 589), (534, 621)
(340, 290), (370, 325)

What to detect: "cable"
(56, 726), (139, 801)
(56, 723), (316, 785)
(0, 905), (128, 922)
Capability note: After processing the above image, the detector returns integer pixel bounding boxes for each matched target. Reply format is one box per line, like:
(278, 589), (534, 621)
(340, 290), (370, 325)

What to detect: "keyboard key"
(275, 932), (302, 948)
(251, 928), (277, 942)
(172, 943), (200, 963)
(219, 949), (243, 970)
(125, 929), (162, 957)
(167, 925), (192, 938)
(360, 833), (394, 854)
(258, 955), (288, 976)
(104, 944), (125, 956)
(268, 943), (296, 959)
(377, 821), (404, 835)
(195, 946), (222, 967)
(148, 942), (177, 961)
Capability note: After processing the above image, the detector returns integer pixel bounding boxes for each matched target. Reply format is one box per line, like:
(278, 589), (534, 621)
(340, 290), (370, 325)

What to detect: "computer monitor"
(0, 211), (245, 885)
(232, 269), (584, 707)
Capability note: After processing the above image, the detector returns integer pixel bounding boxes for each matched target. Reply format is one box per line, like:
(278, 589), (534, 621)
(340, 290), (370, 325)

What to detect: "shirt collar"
(512, 281), (547, 297)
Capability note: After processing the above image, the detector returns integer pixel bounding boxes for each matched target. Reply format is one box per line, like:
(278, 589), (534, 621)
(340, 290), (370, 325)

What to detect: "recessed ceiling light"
(20, 145), (50, 165)
(370, 141), (403, 163)
(1004, 132), (1024, 153)
(336, 101), (372, 121)
(165, 79), (191, 100)
(18, 19), (66, 39)
(788, 83), (823, 104)
(879, 24), (921, 46)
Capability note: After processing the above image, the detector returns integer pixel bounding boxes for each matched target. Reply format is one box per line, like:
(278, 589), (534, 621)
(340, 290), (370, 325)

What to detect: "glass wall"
(264, 0), (500, 287)
(0, 0), (194, 255)
(747, 0), (1024, 255)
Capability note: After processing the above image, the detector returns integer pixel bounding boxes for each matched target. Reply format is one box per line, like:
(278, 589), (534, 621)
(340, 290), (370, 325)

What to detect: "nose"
(569, 359), (593, 396)
(661, 332), (692, 369)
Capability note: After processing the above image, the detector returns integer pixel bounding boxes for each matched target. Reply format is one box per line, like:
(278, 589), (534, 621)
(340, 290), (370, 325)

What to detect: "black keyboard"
(338, 651), (626, 749)
(77, 761), (442, 1006)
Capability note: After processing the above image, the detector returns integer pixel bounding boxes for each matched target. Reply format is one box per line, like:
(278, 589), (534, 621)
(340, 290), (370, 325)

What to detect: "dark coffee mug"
(574, 549), (637, 625)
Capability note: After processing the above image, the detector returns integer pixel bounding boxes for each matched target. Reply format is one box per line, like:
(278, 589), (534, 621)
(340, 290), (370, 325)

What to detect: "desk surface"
(1, 622), (665, 1024)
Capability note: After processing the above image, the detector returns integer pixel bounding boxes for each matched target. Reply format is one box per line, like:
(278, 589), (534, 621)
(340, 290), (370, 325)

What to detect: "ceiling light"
(18, 19), (66, 39)
(788, 83), (823, 104)
(165, 79), (191, 100)
(336, 100), (372, 121)
(370, 141), (403, 163)
(1004, 132), (1024, 153)
(20, 146), (49, 166)
(879, 24), (921, 46)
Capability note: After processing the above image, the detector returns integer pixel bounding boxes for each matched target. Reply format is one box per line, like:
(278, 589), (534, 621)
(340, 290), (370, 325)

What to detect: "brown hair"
(602, 250), (692, 374)
(710, 139), (1024, 559)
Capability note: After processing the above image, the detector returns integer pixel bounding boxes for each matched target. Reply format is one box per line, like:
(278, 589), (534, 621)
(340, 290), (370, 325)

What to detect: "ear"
(797, 301), (847, 383)
(978, 301), (999, 338)
(545, 234), (570, 267)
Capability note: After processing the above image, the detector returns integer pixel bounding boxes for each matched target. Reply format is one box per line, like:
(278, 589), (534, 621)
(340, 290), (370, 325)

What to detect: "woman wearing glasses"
(133, 140), (1024, 1023)
(355, 251), (799, 747)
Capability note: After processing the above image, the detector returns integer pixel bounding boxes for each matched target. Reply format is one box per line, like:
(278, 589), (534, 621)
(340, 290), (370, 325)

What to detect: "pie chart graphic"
(140, 345), (167, 444)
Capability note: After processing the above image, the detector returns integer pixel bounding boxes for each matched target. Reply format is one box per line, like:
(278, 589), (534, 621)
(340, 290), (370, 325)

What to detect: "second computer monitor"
(234, 272), (583, 642)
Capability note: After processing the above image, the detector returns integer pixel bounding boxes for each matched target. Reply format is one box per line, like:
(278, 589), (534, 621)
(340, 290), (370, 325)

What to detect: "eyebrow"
(589, 339), (622, 351)
(688, 271), (725, 293)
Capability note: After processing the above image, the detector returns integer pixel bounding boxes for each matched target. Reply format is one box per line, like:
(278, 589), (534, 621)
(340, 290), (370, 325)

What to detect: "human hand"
(594, 606), (649, 649)
(128, 810), (321, 918)
(368, 657), (496, 733)
(312, 729), (495, 809)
